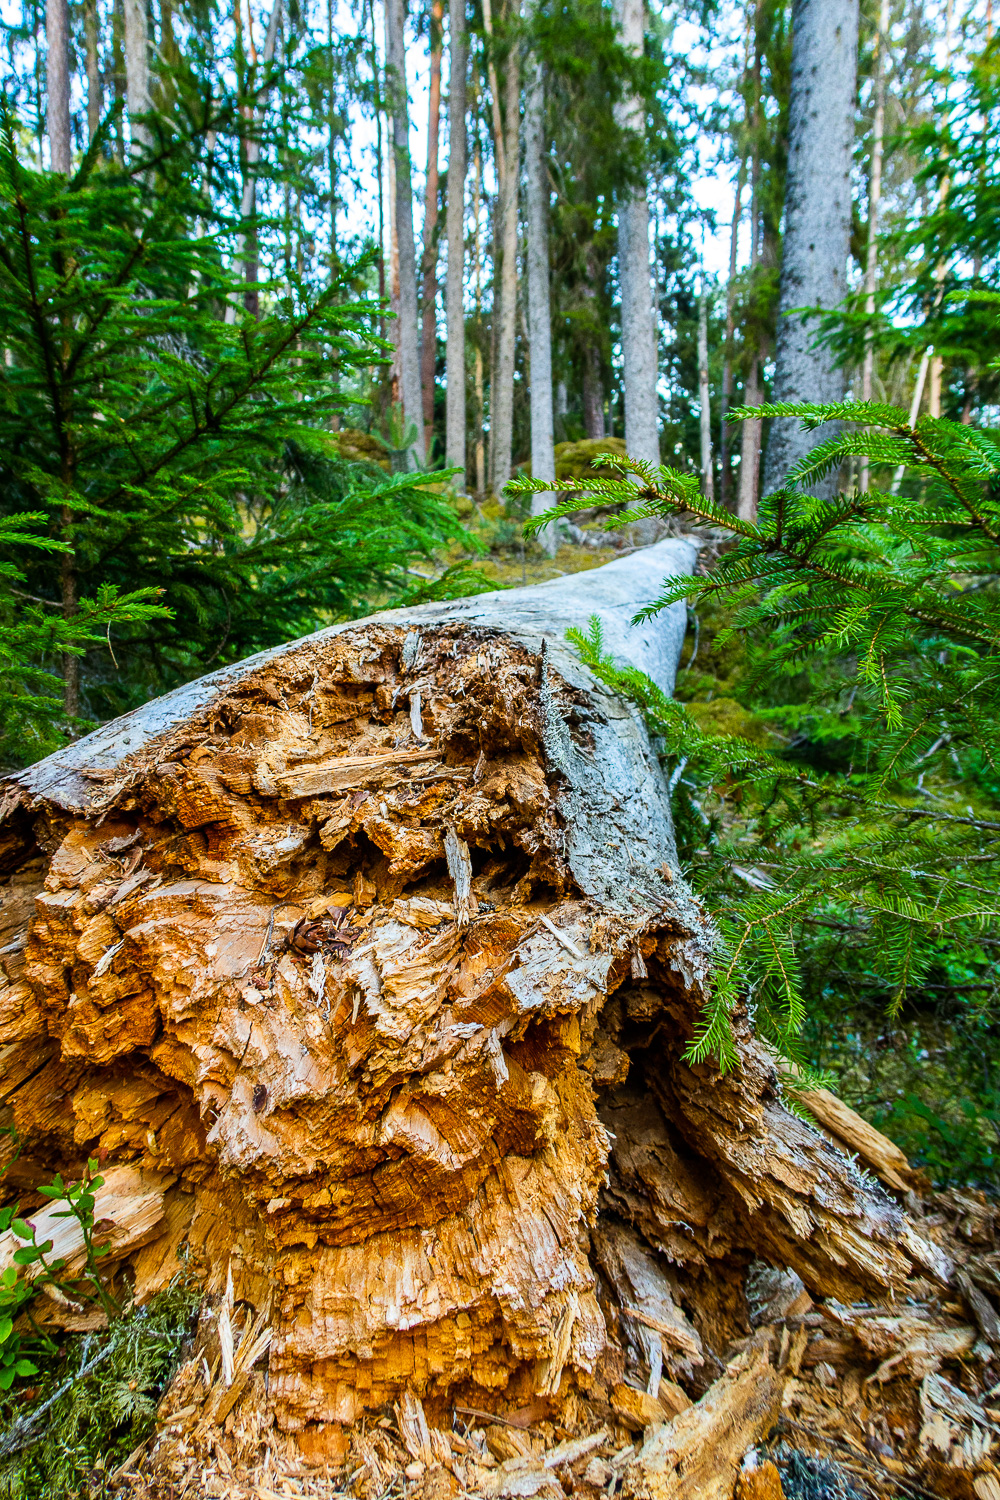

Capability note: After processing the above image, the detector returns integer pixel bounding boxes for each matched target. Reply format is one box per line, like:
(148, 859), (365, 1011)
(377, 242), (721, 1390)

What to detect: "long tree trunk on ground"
(859, 0), (888, 491)
(613, 0), (660, 475)
(421, 0), (444, 454)
(46, 0), (71, 174)
(486, 0), (520, 498)
(124, 0), (151, 152)
(762, 0), (859, 496)
(445, 0), (468, 478)
(385, 0), (426, 467)
(523, 8), (557, 553)
(697, 286), (714, 502)
(0, 540), (938, 1484)
(719, 159), (745, 511)
(84, 0), (102, 145)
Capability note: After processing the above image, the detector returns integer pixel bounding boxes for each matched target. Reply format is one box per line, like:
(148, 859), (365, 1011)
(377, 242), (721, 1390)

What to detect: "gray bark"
(763, 0), (859, 496)
(523, 21), (557, 553)
(697, 288), (714, 502)
(84, 0), (102, 145)
(5, 540), (696, 816)
(123, 0), (150, 153)
(859, 0), (888, 491)
(46, 0), (71, 175)
(613, 0), (659, 473)
(386, 0), (426, 468)
(224, 0), (283, 326)
(420, 1), (443, 452)
(445, 0), (468, 479)
(489, 11), (520, 497)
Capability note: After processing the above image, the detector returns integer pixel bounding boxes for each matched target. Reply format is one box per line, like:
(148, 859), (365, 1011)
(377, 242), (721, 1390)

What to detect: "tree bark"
(0, 543), (930, 1450)
(697, 288), (714, 503)
(523, 8), (557, 553)
(46, 0), (71, 175)
(762, 0), (859, 497)
(613, 0), (659, 473)
(719, 159), (745, 512)
(859, 0), (888, 492)
(582, 346), (605, 439)
(486, 0), (520, 498)
(445, 0), (468, 479)
(124, 0), (151, 153)
(225, 0), (283, 327)
(84, 0), (102, 146)
(385, 0), (426, 468)
(421, 0), (444, 454)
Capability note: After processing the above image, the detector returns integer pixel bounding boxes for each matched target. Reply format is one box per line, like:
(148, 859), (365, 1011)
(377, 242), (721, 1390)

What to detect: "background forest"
(1, 0), (999, 1199)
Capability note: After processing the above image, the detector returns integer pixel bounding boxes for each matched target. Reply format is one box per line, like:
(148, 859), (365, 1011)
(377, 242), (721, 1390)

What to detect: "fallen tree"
(0, 541), (982, 1494)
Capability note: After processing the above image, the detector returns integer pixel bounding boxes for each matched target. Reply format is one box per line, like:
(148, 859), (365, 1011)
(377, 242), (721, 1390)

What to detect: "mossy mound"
(685, 697), (772, 746)
(332, 428), (391, 470)
(553, 437), (628, 484)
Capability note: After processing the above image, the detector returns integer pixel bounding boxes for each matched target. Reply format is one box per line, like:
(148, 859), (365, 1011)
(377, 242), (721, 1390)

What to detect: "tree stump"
(0, 541), (932, 1445)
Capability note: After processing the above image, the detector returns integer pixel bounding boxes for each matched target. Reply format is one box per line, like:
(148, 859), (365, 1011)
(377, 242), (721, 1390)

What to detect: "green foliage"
(0, 104), (468, 759)
(0, 1138), (198, 1497)
(511, 393), (1000, 1081)
(0, 1282), (200, 1500)
(0, 514), (166, 766)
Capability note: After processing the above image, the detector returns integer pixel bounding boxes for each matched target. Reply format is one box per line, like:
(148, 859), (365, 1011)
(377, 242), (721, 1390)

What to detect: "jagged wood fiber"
(0, 544), (934, 1448)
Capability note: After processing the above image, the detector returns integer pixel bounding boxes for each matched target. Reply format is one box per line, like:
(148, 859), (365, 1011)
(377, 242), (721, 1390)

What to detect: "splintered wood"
(0, 567), (996, 1499)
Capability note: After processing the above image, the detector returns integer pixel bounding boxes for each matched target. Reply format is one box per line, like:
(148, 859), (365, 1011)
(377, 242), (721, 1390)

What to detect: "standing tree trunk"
(486, 0), (520, 498)
(84, 0), (102, 145)
(123, 0), (151, 153)
(762, 0), (859, 496)
(421, 0), (444, 455)
(445, 0), (468, 479)
(719, 159), (745, 511)
(0, 544), (936, 1474)
(697, 285), (714, 502)
(582, 347), (605, 439)
(225, 0), (283, 327)
(386, 0), (426, 468)
(858, 0), (888, 491)
(737, 112), (763, 523)
(523, 7), (556, 553)
(46, 0), (71, 174)
(613, 0), (659, 473)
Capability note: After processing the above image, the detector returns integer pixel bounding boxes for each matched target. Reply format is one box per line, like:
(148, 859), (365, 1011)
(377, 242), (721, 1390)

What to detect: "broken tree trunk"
(0, 542), (936, 1455)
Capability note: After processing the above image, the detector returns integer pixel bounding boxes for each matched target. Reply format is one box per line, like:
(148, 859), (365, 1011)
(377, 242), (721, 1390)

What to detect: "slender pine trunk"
(445, 0), (468, 479)
(523, 3), (556, 550)
(385, 0), (425, 466)
(697, 285), (714, 502)
(582, 346), (605, 439)
(487, 0), (520, 497)
(46, 0), (71, 174)
(84, 0), (102, 145)
(124, 0), (151, 152)
(719, 158), (745, 510)
(737, 120), (762, 523)
(613, 0), (659, 472)
(859, 0), (888, 490)
(421, 0), (444, 454)
(763, 0), (860, 496)
(472, 137), (486, 497)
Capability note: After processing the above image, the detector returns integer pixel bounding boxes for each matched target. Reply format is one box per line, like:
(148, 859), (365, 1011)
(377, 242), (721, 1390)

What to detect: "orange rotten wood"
(0, 542), (931, 1452)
